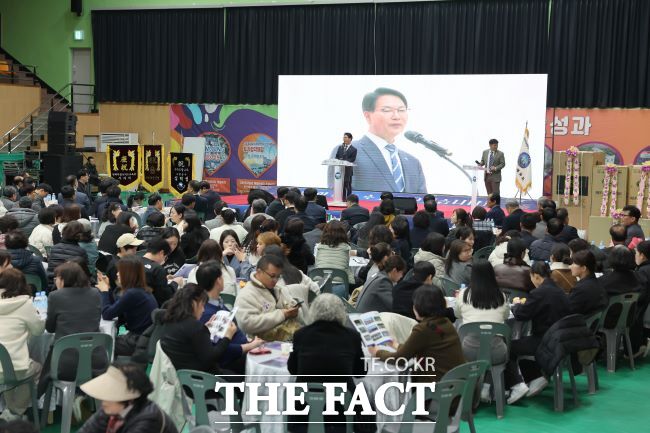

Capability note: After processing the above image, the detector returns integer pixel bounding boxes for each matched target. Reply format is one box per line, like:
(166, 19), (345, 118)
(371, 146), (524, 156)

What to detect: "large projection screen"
(278, 74), (547, 198)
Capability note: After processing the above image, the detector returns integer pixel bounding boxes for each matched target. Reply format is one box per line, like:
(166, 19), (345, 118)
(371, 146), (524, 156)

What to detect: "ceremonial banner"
(168, 152), (193, 196)
(141, 144), (164, 192)
(515, 124), (532, 194)
(107, 145), (140, 190)
(170, 104), (277, 194)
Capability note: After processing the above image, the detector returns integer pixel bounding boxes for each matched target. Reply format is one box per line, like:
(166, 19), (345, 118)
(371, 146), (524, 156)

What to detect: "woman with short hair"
(314, 221), (354, 287)
(28, 207), (56, 258)
(5, 229), (48, 291)
(445, 239), (473, 285)
(549, 243), (577, 294)
(355, 248), (406, 314)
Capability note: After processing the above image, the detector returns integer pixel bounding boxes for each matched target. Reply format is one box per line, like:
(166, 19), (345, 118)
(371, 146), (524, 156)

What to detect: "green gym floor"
(41, 358), (648, 433)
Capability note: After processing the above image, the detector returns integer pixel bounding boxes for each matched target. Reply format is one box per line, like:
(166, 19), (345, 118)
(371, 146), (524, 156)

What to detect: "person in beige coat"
(234, 255), (304, 341)
(0, 269), (45, 419)
(413, 232), (447, 287)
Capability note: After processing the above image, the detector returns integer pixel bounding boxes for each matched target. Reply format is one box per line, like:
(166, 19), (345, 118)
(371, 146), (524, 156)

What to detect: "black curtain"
(220, 4), (376, 104)
(375, 0), (549, 75)
(548, 0), (650, 107)
(92, 9), (225, 103)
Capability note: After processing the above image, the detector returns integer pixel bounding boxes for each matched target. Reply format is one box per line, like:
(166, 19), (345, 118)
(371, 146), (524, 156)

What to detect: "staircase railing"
(0, 61), (39, 85)
(0, 83), (96, 153)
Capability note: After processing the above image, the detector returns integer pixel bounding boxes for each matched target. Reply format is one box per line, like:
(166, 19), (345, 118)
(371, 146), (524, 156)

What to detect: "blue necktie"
(385, 144), (405, 192)
(488, 151), (494, 171)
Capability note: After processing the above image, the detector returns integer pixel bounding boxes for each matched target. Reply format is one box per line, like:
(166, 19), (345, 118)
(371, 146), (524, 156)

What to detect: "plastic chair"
(551, 355), (579, 412)
(136, 249), (147, 257)
(308, 268), (350, 295)
(584, 311), (603, 394)
(44, 245), (52, 258)
(28, 245), (43, 259)
(0, 343), (40, 425)
(176, 369), (260, 433)
(458, 322), (512, 419)
(598, 292), (640, 372)
(187, 255), (199, 264)
(220, 293), (236, 310)
(394, 379), (465, 433)
(439, 277), (461, 297)
(441, 361), (490, 433)
(41, 332), (114, 433)
(24, 273), (43, 293)
(283, 383), (353, 433)
(473, 245), (495, 260)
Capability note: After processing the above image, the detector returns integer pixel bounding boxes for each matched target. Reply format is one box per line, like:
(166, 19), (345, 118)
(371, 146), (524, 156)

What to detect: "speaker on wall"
(71, 0), (82, 16)
(393, 196), (418, 215)
(41, 154), (83, 192)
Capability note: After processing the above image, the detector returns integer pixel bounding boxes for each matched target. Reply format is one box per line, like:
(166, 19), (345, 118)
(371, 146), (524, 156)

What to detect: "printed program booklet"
(349, 311), (392, 346)
(173, 263), (197, 278)
(208, 307), (238, 339)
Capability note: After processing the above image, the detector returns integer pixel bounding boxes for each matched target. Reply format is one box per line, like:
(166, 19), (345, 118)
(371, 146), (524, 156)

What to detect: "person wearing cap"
(78, 363), (177, 433)
(98, 256), (157, 356)
(5, 196), (39, 237)
(104, 233), (143, 293)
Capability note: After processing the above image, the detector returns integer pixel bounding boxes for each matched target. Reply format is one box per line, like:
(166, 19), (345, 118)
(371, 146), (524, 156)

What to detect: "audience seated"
(168, 203), (188, 237)
(266, 186), (289, 218)
(568, 237), (607, 273)
(204, 199), (228, 230)
(303, 187), (327, 224)
(568, 250), (607, 316)
(98, 212), (138, 255)
(220, 229), (247, 278)
(97, 256), (158, 356)
(446, 208), (473, 246)
(501, 200), (525, 233)
(354, 211), (385, 249)
(341, 194), (370, 227)
(633, 241), (650, 354)
(314, 221), (355, 288)
(393, 261), (437, 319)
(529, 217), (563, 262)
(413, 232), (446, 287)
(488, 231), (530, 268)
(288, 293), (367, 433)
(281, 218), (315, 274)
(161, 228), (185, 276)
(601, 223), (627, 271)
(136, 211), (166, 246)
(6, 197), (38, 237)
(78, 219), (99, 276)
(28, 207), (55, 258)
(78, 363), (177, 433)
(275, 190), (299, 232)
(485, 193), (505, 228)
(549, 243), (577, 294)
(0, 269), (44, 419)
(504, 261), (571, 404)
(52, 203), (82, 244)
(494, 238), (535, 293)
(533, 202), (556, 239)
(445, 239), (473, 285)
(240, 231), (282, 280)
(187, 239), (238, 296)
(598, 246), (641, 328)
(555, 208), (579, 244)
(140, 238), (180, 306)
(423, 199), (449, 237)
(409, 211), (431, 249)
(210, 208), (247, 244)
(142, 193), (164, 224)
(286, 197), (316, 233)
(471, 205), (495, 234)
(355, 253), (406, 314)
(5, 230), (48, 291)
(264, 245), (320, 306)
(179, 211), (209, 259)
(378, 199), (397, 226)
(235, 254), (304, 341)
(97, 202), (122, 238)
(0, 186), (18, 211)
(621, 205), (644, 246)
(243, 198), (275, 231)
(390, 216), (412, 263)
(104, 233), (141, 291)
(0, 215), (18, 249)
(519, 213), (538, 249)
(369, 285), (465, 382)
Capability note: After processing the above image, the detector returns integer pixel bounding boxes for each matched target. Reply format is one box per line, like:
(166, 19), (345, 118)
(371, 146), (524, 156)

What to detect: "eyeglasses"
(621, 213), (631, 217)
(376, 107), (409, 115)
(259, 269), (281, 280)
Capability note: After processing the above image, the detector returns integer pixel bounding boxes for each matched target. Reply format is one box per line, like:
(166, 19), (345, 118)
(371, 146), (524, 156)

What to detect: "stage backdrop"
(544, 108), (650, 195)
(278, 74), (548, 199)
(170, 104), (278, 194)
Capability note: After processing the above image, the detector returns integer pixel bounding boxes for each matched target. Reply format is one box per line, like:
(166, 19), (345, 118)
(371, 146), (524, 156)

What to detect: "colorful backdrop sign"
(170, 104), (278, 194)
(107, 144), (140, 190)
(141, 144), (164, 192)
(168, 152), (194, 196)
(543, 108), (650, 195)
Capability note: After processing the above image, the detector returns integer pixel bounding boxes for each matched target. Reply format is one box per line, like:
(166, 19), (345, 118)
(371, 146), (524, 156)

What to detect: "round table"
(243, 341), (406, 433)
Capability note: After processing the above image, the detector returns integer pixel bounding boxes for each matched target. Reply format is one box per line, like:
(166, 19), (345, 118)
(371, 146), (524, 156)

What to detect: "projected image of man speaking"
(328, 87), (427, 193)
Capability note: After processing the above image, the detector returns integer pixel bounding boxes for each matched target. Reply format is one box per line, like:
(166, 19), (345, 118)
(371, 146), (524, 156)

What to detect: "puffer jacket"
(77, 400), (178, 433)
(0, 291), (45, 372)
(529, 234), (559, 262)
(535, 314), (600, 377)
(6, 207), (39, 237)
(136, 225), (165, 246)
(132, 309), (166, 365)
(47, 240), (88, 288)
(413, 249), (446, 287)
(8, 248), (48, 290)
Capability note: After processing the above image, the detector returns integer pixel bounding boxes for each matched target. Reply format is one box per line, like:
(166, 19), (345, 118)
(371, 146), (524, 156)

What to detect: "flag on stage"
(515, 123), (532, 194)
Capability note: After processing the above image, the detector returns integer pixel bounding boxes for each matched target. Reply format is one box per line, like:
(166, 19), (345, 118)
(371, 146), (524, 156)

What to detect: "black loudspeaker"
(71, 0), (82, 16)
(41, 154), (83, 192)
(393, 196), (418, 215)
(48, 111), (77, 155)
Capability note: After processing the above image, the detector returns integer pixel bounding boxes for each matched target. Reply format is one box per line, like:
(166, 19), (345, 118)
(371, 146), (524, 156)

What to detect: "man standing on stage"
(479, 138), (505, 195)
(335, 132), (357, 199)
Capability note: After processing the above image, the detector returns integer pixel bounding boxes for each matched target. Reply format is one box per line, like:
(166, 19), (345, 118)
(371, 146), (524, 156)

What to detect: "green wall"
(0, 0), (313, 93)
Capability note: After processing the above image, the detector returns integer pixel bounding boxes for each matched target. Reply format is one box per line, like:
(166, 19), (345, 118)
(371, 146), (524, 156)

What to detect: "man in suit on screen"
(328, 87), (427, 193)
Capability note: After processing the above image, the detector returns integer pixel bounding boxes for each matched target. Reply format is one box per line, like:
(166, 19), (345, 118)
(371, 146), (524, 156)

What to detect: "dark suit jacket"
(480, 149), (506, 182)
(201, 190), (221, 221)
(512, 278), (570, 337)
(305, 202), (326, 224)
(286, 212), (316, 233)
(501, 208), (524, 233)
(335, 144), (357, 173)
(341, 204), (369, 227)
(428, 213), (450, 237)
(568, 274), (608, 316)
(556, 224), (579, 244)
(520, 230), (536, 249)
(356, 271), (394, 313)
(485, 205), (506, 227)
(329, 135), (427, 193)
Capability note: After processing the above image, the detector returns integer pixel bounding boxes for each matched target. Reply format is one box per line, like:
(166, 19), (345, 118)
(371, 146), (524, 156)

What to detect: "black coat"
(78, 401), (178, 433)
(512, 278), (570, 336)
(501, 208), (525, 233)
(47, 240), (88, 287)
(529, 234), (559, 262)
(409, 227), (431, 249)
(598, 270), (641, 328)
(568, 274), (608, 317)
(8, 248), (48, 291)
(534, 314), (600, 377)
(98, 224), (133, 255)
(282, 235), (315, 274)
(341, 205), (370, 228)
(428, 213), (450, 237)
(556, 224), (579, 244)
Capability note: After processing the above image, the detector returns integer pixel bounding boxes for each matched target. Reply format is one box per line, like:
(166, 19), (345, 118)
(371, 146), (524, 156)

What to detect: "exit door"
(71, 48), (92, 113)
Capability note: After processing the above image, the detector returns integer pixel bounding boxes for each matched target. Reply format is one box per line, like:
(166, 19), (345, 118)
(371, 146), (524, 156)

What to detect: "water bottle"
(598, 240), (605, 250)
(590, 240), (596, 247)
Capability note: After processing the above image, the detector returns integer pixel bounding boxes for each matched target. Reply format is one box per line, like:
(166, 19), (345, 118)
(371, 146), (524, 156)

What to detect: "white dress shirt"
(366, 132), (404, 176)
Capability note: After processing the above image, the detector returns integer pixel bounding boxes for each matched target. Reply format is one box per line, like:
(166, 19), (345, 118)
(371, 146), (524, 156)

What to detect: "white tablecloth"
(243, 342), (405, 433)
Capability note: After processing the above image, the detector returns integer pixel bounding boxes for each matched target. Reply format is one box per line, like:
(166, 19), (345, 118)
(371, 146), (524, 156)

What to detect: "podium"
(322, 159), (356, 206)
(462, 165), (485, 210)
